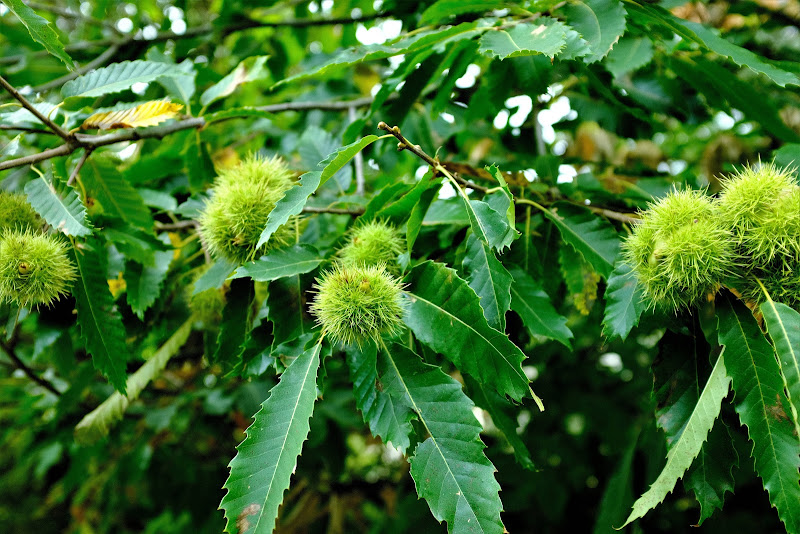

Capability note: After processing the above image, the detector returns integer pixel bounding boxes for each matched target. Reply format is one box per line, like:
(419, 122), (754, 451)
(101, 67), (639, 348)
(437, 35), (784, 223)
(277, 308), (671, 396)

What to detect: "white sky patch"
(321, 0), (334, 13)
(79, 2), (90, 16)
(124, 4), (137, 16)
(131, 82), (149, 95)
(166, 6), (183, 20)
(438, 180), (457, 199)
(171, 19), (186, 35)
(415, 165), (428, 179)
(455, 64), (481, 89)
(523, 365), (539, 381)
(116, 17), (134, 33)
(537, 96), (573, 144)
(553, 139), (568, 155)
(355, 19), (403, 45)
(309, 41), (322, 54)
(142, 25), (158, 40)
(737, 123), (755, 135)
(713, 111), (735, 130)
(493, 109), (509, 129)
(440, 112), (455, 124)
(308, 1), (319, 14)
(557, 164), (577, 184)
(523, 169), (538, 182)
(351, 8), (363, 18)
(506, 95), (532, 128)
(117, 143), (138, 160)
(599, 352), (624, 373)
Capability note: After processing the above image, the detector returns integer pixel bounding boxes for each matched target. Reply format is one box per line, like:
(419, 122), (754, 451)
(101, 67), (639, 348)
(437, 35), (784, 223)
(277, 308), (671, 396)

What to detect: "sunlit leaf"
(80, 101), (183, 130)
(479, 18), (567, 59)
(1, 0), (74, 68)
(200, 56), (269, 108)
(25, 173), (92, 237)
(62, 60), (183, 98)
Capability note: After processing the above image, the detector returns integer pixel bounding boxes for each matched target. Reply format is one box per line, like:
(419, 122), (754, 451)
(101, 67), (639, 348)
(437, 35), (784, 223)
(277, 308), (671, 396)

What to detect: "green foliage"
(3, 1), (800, 532)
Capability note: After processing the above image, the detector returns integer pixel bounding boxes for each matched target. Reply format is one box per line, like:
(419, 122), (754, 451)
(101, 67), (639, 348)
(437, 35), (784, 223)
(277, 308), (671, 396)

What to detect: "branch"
(33, 44), (120, 95)
(0, 125), (56, 135)
(0, 11), (389, 66)
(0, 75), (72, 141)
(0, 340), (61, 396)
(302, 206), (364, 215)
(68, 148), (92, 186)
(0, 143), (75, 171)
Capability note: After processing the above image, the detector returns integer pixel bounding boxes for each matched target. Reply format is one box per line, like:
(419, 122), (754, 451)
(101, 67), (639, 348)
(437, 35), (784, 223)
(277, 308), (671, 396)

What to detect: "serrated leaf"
(759, 299), (800, 440)
(125, 250), (173, 319)
(542, 202), (620, 279)
(193, 259), (236, 295)
(479, 18), (567, 59)
(255, 135), (382, 249)
(72, 241), (129, 394)
(382, 342), (505, 534)
(462, 232), (512, 331)
(1, 0), (74, 69)
(346, 342), (414, 452)
(62, 60), (183, 98)
(465, 375), (534, 470)
(465, 198), (518, 252)
(220, 342), (321, 534)
(233, 244), (322, 282)
(82, 155), (152, 230)
(508, 265), (573, 348)
(404, 261), (540, 406)
(200, 56), (269, 108)
(213, 278), (254, 370)
(685, 420), (737, 525)
(560, 0), (627, 64)
(604, 36), (654, 78)
(80, 101), (183, 130)
(603, 261), (645, 340)
(716, 295), (800, 533)
(74, 318), (193, 445)
(24, 174), (92, 237)
(622, 351), (730, 527)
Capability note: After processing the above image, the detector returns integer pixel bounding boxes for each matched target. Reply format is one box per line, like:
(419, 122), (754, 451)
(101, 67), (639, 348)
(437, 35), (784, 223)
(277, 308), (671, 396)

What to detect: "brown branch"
(0, 340), (61, 396)
(587, 206), (640, 224)
(0, 143), (75, 171)
(155, 220), (198, 231)
(0, 75), (72, 141)
(68, 148), (92, 186)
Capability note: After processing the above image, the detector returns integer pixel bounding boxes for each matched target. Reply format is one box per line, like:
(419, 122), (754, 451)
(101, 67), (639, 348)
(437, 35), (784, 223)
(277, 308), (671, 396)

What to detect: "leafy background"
(1, 0), (800, 533)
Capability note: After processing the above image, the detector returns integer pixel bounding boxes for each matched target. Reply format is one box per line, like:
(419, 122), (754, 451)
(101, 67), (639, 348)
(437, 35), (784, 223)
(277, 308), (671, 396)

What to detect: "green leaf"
(593, 429), (638, 534)
(193, 259), (236, 295)
(184, 133), (215, 192)
(200, 56), (270, 108)
(382, 342), (505, 534)
(622, 351), (730, 527)
(716, 295), (800, 533)
(82, 156), (152, 230)
(759, 298), (800, 440)
(685, 420), (737, 525)
(233, 244), (322, 282)
(602, 261), (645, 340)
(508, 265), (573, 348)
(72, 241), (129, 395)
(220, 342), (321, 534)
(542, 202), (620, 279)
(404, 261), (540, 406)
(125, 250), (173, 319)
(462, 232), (512, 331)
(604, 36), (654, 78)
(420, 0), (501, 25)
(775, 144), (800, 170)
(373, 171), (442, 225)
(256, 135), (382, 249)
(275, 22), (481, 87)
(465, 198), (518, 252)
(74, 318), (193, 445)
(346, 342), (414, 452)
(24, 174), (92, 237)
(62, 60), (183, 98)
(465, 375), (534, 470)
(1, 0), (74, 69)
(213, 279), (254, 370)
(478, 18), (567, 59)
(560, 0), (627, 64)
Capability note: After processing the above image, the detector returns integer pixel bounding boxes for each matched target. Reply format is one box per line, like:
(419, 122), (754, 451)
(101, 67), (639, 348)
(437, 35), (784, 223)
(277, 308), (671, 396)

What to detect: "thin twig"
(155, 220), (197, 231)
(0, 341), (61, 396)
(302, 206), (365, 215)
(68, 148), (92, 186)
(0, 143), (74, 171)
(0, 125), (56, 135)
(0, 12), (389, 66)
(33, 44), (120, 94)
(587, 206), (640, 224)
(0, 75), (72, 141)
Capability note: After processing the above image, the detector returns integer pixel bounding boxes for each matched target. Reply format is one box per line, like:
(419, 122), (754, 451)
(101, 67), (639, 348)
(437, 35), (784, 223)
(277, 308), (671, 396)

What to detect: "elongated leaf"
(2, 0), (74, 68)
(479, 18), (567, 59)
(465, 198), (517, 252)
(62, 60), (183, 98)
(760, 299), (800, 438)
(404, 261), (540, 406)
(604, 36), (654, 78)
(233, 244), (322, 282)
(81, 101), (183, 130)
(256, 135), (381, 248)
(685, 420), (737, 525)
(603, 261), (645, 340)
(24, 174), (92, 237)
(465, 375), (534, 470)
(463, 232), (512, 331)
(622, 351), (730, 527)
(346, 343), (414, 452)
(594, 430), (638, 533)
(508, 266), (573, 348)
(200, 56), (269, 107)
(542, 202), (620, 279)
(560, 0), (627, 64)
(83, 156), (152, 230)
(716, 295), (800, 533)
(125, 250), (173, 319)
(213, 279), (254, 370)
(74, 318), (193, 445)
(193, 258), (236, 295)
(72, 241), (129, 394)
(382, 342), (504, 534)
(220, 342), (321, 534)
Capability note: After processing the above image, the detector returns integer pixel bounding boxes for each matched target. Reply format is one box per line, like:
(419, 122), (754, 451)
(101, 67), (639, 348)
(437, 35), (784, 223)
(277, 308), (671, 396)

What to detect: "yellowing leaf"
(81, 101), (183, 130)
